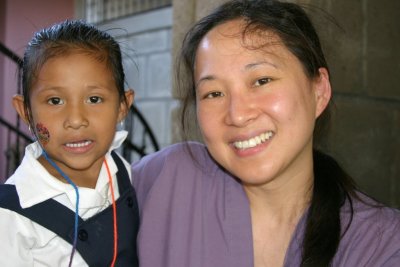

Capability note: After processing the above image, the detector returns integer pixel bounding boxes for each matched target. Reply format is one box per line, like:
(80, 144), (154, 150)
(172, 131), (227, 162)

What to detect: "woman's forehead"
(200, 19), (288, 56)
(197, 22), (295, 68)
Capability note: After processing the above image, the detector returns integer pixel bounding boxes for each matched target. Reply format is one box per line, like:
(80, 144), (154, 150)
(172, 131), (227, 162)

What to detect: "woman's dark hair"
(177, 0), (357, 265)
(22, 20), (128, 130)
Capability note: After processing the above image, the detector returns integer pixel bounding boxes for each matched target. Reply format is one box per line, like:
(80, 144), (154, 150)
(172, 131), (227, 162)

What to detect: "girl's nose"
(224, 91), (259, 127)
(63, 104), (89, 129)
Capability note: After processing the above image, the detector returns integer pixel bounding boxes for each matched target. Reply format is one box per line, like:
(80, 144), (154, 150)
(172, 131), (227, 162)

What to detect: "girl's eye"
(47, 97), (64, 105)
(87, 96), (103, 104)
(204, 91), (224, 99)
(254, 77), (272, 86)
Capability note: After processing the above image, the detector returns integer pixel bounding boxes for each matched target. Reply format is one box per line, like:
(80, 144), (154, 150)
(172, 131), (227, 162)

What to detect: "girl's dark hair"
(22, 20), (128, 130)
(177, 0), (357, 265)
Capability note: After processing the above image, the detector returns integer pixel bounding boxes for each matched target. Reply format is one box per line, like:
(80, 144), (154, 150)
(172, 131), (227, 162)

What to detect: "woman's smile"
(232, 131), (274, 150)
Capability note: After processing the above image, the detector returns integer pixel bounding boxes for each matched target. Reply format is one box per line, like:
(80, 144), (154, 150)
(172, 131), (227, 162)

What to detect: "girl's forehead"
(30, 52), (116, 93)
(46, 49), (106, 64)
(37, 52), (109, 77)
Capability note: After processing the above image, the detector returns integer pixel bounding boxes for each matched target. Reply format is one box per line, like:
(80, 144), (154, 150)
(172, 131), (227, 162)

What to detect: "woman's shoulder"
(336, 193), (400, 265)
(350, 193), (400, 228)
(131, 142), (220, 208)
(132, 141), (211, 175)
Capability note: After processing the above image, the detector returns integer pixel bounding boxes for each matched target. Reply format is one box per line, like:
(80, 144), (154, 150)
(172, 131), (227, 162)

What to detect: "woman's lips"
(232, 131), (274, 150)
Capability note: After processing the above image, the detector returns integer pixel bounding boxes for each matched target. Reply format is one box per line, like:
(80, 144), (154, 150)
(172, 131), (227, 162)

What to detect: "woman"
(132, 1), (400, 266)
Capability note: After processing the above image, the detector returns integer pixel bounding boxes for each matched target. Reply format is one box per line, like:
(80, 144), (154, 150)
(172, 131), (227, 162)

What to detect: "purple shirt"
(132, 142), (400, 267)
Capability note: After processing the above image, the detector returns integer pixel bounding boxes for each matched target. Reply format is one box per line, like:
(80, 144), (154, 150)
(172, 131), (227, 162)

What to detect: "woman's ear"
(118, 89), (135, 122)
(313, 68), (332, 118)
(12, 94), (30, 124)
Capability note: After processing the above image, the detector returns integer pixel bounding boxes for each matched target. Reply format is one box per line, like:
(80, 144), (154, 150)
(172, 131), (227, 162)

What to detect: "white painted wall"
(97, 7), (176, 161)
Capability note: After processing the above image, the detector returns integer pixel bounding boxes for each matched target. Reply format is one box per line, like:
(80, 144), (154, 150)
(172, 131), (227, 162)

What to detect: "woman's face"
(194, 19), (330, 189)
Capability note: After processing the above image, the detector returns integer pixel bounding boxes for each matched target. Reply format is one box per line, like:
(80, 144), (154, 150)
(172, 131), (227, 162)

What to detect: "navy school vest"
(0, 151), (139, 266)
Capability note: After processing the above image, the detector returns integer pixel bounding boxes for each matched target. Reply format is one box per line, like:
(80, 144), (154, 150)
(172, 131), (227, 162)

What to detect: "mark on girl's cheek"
(36, 123), (50, 146)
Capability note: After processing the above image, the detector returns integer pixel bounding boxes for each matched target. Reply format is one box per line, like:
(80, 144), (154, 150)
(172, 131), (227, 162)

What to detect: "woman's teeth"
(233, 131), (273, 149)
(65, 140), (92, 148)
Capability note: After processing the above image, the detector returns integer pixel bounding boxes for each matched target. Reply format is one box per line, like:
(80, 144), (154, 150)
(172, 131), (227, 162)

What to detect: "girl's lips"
(65, 140), (92, 148)
(63, 140), (94, 153)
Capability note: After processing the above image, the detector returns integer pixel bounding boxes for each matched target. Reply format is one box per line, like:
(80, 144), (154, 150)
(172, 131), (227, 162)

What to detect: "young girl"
(133, 0), (400, 266)
(0, 20), (138, 266)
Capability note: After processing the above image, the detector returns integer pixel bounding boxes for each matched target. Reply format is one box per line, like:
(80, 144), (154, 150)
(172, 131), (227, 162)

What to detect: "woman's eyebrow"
(195, 75), (216, 88)
(195, 60), (279, 88)
(244, 60), (278, 70)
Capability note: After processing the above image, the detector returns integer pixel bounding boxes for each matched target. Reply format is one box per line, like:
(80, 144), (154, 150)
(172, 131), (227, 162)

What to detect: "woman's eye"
(204, 91), (224, 99)
(47, 97), (64, 105)
(255, 77), (272, 86)
(87, 96), (102, 104)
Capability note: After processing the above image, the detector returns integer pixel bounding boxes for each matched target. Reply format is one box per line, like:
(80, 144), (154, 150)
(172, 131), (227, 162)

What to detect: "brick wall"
(310, 0), (400, 207)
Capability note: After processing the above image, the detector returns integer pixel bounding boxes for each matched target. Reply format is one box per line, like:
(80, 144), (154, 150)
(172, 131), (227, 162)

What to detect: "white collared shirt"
(0, 131), (131, 266)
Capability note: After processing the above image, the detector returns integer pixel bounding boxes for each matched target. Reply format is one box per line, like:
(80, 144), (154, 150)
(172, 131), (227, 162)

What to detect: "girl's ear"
(118, 89), (135, 122)
(12, 94), (30, 124)
(313, 68), (332, 118)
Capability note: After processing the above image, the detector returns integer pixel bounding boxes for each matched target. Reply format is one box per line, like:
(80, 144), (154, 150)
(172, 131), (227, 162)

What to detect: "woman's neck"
(245, 171), (313, 267)
(243, 169), (313, 225)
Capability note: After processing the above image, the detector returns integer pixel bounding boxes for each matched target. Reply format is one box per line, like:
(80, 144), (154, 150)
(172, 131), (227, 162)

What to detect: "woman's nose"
(225, 91), (259, 127)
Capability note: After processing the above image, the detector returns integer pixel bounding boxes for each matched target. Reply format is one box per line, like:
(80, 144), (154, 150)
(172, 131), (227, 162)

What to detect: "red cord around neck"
(104, 158), (118, 267)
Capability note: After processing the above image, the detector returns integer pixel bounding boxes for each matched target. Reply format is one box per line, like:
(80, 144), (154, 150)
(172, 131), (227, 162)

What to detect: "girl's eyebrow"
(86, 84), (114, 91)
(35, 86), (63, 93)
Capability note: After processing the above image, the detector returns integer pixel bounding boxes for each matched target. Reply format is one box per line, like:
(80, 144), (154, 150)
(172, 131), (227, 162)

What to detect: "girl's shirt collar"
(8, 130), (128, 210)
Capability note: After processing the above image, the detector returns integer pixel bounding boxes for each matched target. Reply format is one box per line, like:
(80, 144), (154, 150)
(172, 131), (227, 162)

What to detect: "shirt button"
(126, 197), (134, 207)
(78, 229), (88, 241)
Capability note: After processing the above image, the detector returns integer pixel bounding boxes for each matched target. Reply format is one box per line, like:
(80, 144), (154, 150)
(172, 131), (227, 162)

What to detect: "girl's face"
(14, 52), (133, 186)
(194, 20), (331, 190)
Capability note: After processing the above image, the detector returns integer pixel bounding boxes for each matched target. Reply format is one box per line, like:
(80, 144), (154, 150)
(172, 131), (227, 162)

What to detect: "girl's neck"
(38, 155), (102, 189)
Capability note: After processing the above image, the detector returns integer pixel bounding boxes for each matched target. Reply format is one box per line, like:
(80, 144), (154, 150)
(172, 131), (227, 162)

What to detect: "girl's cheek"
(36, 123), (50, 146)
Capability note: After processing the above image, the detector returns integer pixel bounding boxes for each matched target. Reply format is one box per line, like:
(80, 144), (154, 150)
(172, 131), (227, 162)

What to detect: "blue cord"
(42, 150), (80, 267)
